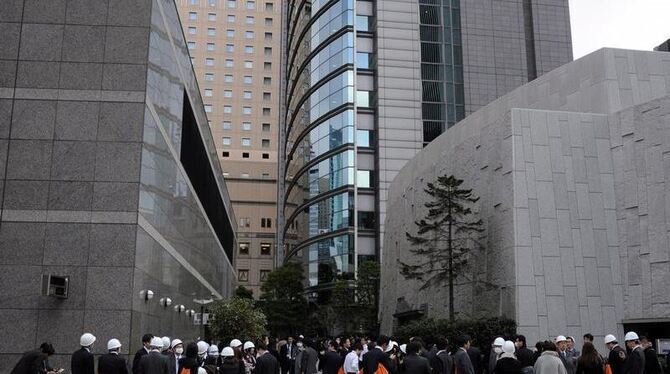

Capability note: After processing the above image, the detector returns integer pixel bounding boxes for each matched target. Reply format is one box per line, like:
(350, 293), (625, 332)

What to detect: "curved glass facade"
(282, 0), (360, 289)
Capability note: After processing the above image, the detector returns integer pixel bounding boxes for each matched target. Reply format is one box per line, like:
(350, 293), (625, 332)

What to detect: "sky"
(569, 0), (670, 58)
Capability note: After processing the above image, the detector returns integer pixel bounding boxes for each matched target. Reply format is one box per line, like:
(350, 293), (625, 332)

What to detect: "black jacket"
(624, 347), (645, 374)
(99, 353), (130, 374)
(576, 360), (604, 374)
(254, 352), (280, 374)
(134, 348), (149, 374)
(403, 354), (431, 374)
(494, 357), (522, 374)
(431, 351), (453, 374)
(362, 348), (396, 374)
(72, 347), (95, 374)
(608, 346), (626, 374)
(321, 351), (343, 374)
(643, 347), (662, 374)
(11, 351), (51, 374)
(280, 344), (297, 368)
(516, 348), (535, 368)
(220, 359), (245, 374)
(469, 347), (483, 374)
(137, 351), (170, 374)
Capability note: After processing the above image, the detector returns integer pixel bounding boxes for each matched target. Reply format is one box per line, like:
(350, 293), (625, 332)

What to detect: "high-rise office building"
(176, 0), (281, 297)
(278, 0), (572, 294)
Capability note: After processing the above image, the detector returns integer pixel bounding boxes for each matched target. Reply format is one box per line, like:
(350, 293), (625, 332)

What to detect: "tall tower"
(176, 0), (282, 297)
(279, 0), (572, 295)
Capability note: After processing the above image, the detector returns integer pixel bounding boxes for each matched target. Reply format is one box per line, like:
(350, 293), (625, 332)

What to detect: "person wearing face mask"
(99, 339), (129, 374)
(489, 338), (505, 374)
(169, 340), (184, 374)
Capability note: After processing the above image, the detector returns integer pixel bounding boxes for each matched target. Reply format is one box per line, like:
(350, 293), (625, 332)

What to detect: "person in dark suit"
(300, 339), (319, 374)
(320, 341), (343, 374)
(361, 335), (396, 374)
(640, 336), (663, 374)
(514, 336), (535, 370)
(99, 339), (129, 374)
(279, 336), (297, 374)
(11, 342), (57, 374)
(468, 345), (484, 374)
(431, 338), (453, 374)
(137, 337), (170, 374)
(72, 333), (96, 374)
(134, 334), (154, 374)
(454, 335), (475, 374)
(402, 341), (431, 374)
(254, 341), (280, 374)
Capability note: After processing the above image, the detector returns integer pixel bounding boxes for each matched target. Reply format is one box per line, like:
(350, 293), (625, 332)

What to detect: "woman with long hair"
(179, 342), (206, 374)
(576, 343), (604, 374)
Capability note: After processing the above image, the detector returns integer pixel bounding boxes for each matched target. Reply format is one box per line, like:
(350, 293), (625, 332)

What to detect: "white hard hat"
(151, 337), (164, 349)
(555, 335), (567, 343)
(502, 341), (515, 354)
(162, 337), (171, 350)
(222, 347), (235, 357)
(107, 339), (122, 350)
(230, 339), (243, 348)
(399, 344), (407, 354)
(197, 341), (209, 355)
(171, 339), (183, 349)
(197, 368), (207, 374)
(80, 333), (96, 347)
(208, 345), (220, 357)
(604, 334), (617, 344)
(244, 341), (255, 350)
(624, 332), (639, 341)
(385, 341), (397, 353)
(493, 337), (505, 347)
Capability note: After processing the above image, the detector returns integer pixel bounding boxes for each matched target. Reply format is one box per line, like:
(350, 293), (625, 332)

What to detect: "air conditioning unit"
(42, 275), (69, 299)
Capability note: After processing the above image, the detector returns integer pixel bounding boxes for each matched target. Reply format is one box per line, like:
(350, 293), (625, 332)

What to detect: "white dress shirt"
(344, 350), (359, 373)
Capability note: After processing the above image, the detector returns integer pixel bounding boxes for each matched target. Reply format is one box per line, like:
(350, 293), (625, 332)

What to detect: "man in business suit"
(403, 341), (431, 374)
(137, 337), (170, 374)
(72, 333), (96, 374)
(280, 336), (297, 374)
(254, 341), (280, 374)
(99, 339), (129, 374)
(133, 334), (154, 374)
(454, 335), (475, 374)
(300, 339), (319, 374)
(361, 335), (396, 374)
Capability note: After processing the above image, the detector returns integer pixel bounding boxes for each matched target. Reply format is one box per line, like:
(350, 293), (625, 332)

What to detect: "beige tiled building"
(176, 0), (280, 297)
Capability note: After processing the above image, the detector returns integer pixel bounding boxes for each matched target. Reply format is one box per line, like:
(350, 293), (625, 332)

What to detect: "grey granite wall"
(0, 0), (235, 371)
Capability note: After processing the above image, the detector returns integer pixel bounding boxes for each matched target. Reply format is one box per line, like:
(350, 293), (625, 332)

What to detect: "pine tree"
(398, 175), (483, 322)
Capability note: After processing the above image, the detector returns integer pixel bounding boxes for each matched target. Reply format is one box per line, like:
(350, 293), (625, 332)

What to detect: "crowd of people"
(9, 330), (669, 374)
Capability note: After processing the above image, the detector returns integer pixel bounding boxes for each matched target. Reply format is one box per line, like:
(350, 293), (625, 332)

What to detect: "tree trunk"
(448, 198), (454, 322)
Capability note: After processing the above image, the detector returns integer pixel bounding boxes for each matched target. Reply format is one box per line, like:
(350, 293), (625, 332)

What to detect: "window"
(262, 153), (269, 159)
(243, 106), (252, 115)
(208, 0), (217, 5)
(244, 60), (253, 68)
(260, 243), (272, 255)
(205, 58), (214, 66)
(222, 151), (229, 157)
(243, 76), (252, 84)
(223, 105), (232, 113)
(260, 270), (270, 282)
(262, 123), (270, 132)
(224, 90), (233, 98)
(224, 74), (233, 82)
(226, 44), (234, 52)
(357, 170), (372, 188)
(356, 15), (371, 32)
(357, 90), (371, 107)
(241, 172), (250, 178)
(265, 17), (273, 26)
(204, 105), (212, 113)
(245, 31), (254, 39)
(245, 45), (254, 53)
(242, 152), (249, 158)
(204, 89), (213, 97)
(207, 28), (216, 36)
(261, 172), (270, 178)
(261, 139), (270, 148)
(239, 242), (249, 255)
(205, 73), (214, 81)
(190, 0), (198, 5)
(238, 269), (249, 281)
(189, 11), (197, 20)
(246, 0), (256, 9)
(223, 121), (232, 129)
(242, 122), (252, 130)
(264, 32), (272, 41)
(207, 43), (215, 51)
(208, 12), (216, 21)
(187, 42), (196, 49)
(227, 0), (236, 8)
(262, 108), (271, 116)
(357, 129), (372, 147)
(264, 62), (271, 71)
(358, 211), (375, 230)
(264, 47), (272, 56)
(261, 218), (272, 228)
(239, 217), (250, 227)
(263, 92), (271, 101)
(226, 29), (235, 38)
(242, 138), (251, 146)
(357, 52), (371, 69)
(225, 59), (233, 67)
(263, 77), (271, 85)
(265, 2), (273, 11)
(223, 137), (231, 146)
(246, 16), (255, 24)
(188, 27), (197, 34)
(243, 91), (252, 99)
(227, 14), (235, 22)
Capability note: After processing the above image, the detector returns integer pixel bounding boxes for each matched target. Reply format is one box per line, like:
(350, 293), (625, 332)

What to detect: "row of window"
(221, 151), (271, 160)
(188, 12), (274, 25)
(204, 89), (271, 101)
(222, 137), (271, 147)
(203, 73), (272, 85)
(218, 121), (271, 131)
(188, 0), (274, 11)
(238, 269), (271, 282)
(205, 105), (272, 116)
(193, 59), (272, 72)
(239, 219), (273, 230)
(188, 27), (273, 41)
(223, 171), (272, 178)
(188, 43), (272, 55)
